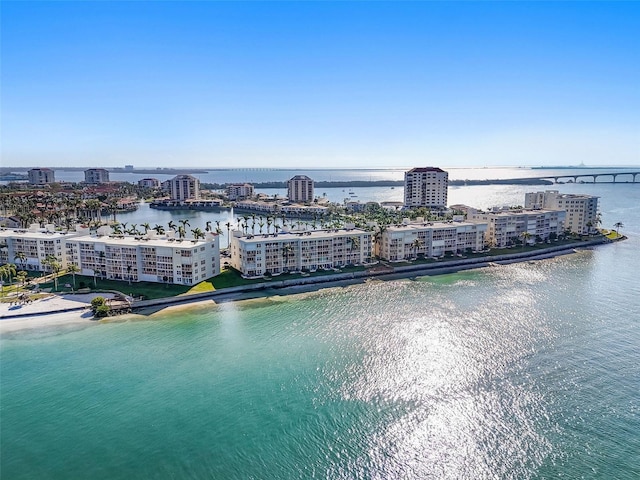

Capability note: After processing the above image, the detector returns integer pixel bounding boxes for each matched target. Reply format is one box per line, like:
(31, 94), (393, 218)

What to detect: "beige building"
(138, 178), (160, 188)
(84, 168), (110, 184)
(376, 221), (487, 261)
(404, 167), (449, 209)
(287, 175), (314, 203)
(65, 228), (220, 285)
(524, 190), (599, 235)
(227, 183), (255, 200)
(231, 227), (373, 278)
(467, 207), (565, 248)
(163, 174), (200, 201)
(28, 168), (55, 185)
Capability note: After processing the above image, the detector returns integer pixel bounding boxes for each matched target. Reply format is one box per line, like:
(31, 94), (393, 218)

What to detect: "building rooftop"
(407, 167), (447, 173)
(472, 208), (563, 218)
(68, 234), (215, 249)
(386, 221), (485, 232)
(0, 229), (80, 240)
(236, 228), (370, 244)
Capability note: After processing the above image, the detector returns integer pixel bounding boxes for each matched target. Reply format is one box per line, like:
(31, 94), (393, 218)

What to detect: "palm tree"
(520, 232), (532, 250)
(43, 255), (61, 291)
(614, 222), (624, 237)
(0, 264), (17, 299)
(67, 264), (80, 290)
(348, 236), (360, 251)
(225, 222), (232, 248)
(168, 220), (176, 231)
(16, 271), (28, 295)
(191, 228), (205, 240)
(282, 244), (294, 272)
(111, 223), (123, 235)
(14, 252), (27, 271)
(215, 221), (222, 235)
(153, 224), (165, 235)
(374, 224), (387, 256)
(141, 222), (151, 234)
(180, 218), (190, 231)
(205, 221), (212, 233)
(411, 238), (424, 259)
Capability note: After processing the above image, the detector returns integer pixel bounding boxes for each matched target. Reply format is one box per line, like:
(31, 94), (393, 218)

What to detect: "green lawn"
(40, 274), (194, 299)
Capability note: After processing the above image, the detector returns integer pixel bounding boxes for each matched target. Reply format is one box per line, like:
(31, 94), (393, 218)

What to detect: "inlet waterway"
(1, 169), (639, 479)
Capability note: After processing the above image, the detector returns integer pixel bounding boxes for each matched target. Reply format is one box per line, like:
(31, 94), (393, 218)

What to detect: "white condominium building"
(376, 221), (487, 261)
(84, 168), (110, 184)
(65, 229), (220, 285)
(524, 190), (599, 235)
(231, 228), (373, 278)
(227, 183), (255, 201)
(287, 175), (314, 203)
(467, 208), (566, 248)
(404, 167), (449, 209)
(0, 226), (88, 272)
(163, 174), (201, 201)
(28, 168), (55, 185)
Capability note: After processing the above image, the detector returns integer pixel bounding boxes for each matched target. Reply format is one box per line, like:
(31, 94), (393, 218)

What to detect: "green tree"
(14, 252), (27, 271)
(67, 264), (80, 290)
(0, 264), (17, 299)
(43, 255), (62, 291)
(191, 228), (205, 240)
(614, 222), (624, 237)
(411, 238), (424, 259)
(282, 244), (294, 272)
(520, 232), (532, 250)
(16, 271), (28, 295)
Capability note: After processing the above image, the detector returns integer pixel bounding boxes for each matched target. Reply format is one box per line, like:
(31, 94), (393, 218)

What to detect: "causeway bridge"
(526, 171), (640, 184)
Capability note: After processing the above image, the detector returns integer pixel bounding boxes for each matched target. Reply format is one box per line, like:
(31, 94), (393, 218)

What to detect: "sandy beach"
(0, 293), (116, 334)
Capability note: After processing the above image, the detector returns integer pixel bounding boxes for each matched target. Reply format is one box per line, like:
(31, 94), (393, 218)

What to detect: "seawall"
(131, 237), (611, 311)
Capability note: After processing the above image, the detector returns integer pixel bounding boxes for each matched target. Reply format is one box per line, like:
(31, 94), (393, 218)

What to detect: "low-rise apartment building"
(226, 183), (255, 200)
(467, 207), (566, 248)
(376, 221), (487, 261)
(65, 229), (220, 285)
(524, 190), (598, 235)
(84, 168), (110, 184)
(0, 225), (88, 272)
(138, 178), (160, 188)
(28, 168), (56, 185)
(231, 228), (373, 278)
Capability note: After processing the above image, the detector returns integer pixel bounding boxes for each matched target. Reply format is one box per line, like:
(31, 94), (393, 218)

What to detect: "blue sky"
(2, 1), (639, 168)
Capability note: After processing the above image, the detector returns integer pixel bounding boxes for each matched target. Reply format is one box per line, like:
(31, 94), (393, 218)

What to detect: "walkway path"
(0, 293), (115, 319)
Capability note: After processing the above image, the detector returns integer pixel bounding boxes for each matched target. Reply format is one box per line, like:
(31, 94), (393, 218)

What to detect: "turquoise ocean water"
(1, 172), (639, 479)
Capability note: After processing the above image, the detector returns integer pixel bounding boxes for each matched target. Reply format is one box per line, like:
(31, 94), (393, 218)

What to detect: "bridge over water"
(523, 171), (640, 184)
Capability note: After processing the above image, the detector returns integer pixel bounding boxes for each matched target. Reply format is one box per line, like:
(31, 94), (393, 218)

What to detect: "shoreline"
(1, 237), (621, 333)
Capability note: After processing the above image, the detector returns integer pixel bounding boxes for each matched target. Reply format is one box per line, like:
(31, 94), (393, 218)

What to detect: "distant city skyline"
(2, 1), (639, 168)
